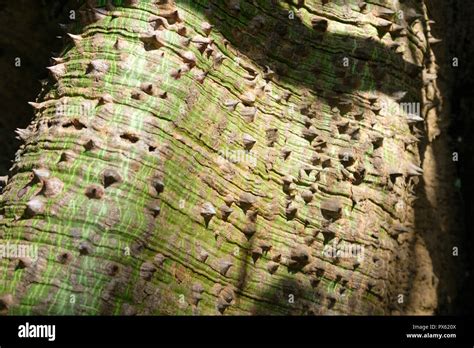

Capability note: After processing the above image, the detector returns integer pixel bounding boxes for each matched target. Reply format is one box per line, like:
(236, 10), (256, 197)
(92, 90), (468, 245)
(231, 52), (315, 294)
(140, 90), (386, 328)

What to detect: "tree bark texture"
(0, 0), (463, 315)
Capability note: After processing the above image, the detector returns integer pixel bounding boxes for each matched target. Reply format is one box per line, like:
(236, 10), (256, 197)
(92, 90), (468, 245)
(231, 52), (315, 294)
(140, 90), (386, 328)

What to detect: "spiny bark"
(0, 0), (442, 315)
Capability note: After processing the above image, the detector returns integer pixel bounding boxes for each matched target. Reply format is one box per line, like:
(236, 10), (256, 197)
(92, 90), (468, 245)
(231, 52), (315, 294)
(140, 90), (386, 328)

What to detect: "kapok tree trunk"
(0, 0), (443, 315)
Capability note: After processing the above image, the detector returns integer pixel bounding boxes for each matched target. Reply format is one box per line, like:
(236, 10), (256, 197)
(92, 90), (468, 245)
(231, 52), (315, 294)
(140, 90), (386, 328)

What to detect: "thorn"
(84, 139), (98, 151)
(286, 202), (298, 219)
(140, 82), (157, 96)
(86, 59), (109, 75)
(375, 18), (393, 36)
(28, 101), (43, 110)
(139, 261), (157, 280)
(99, 94), (114, 104)
(406, 162), (423, 176)
(198, 249), (209, 262)
(67, 33), (83, 45)
(282, 174), (296, 185)
(40, 177), (64, 197)
(85, 184), (105, 199)
(114, 38), (127, 50)
(320, 199), (342, 220)
(377, 7), (395, 20)
(57, 251), (72, 264)
(46, 63), (66, 81)
(220, 205), (233, 220)
(149, 204), (161, 217)
(290, 245), (310, 264)
(51, 57), (65, 64)
(173, 23), (187, 36)
(140, 31), (165, 50)
(311, 16), (328, 31)
(370, 133), (384, 148)
(201, 21), (213, 36)
(153, 253), (166, 267)
(170, 68), (182, 79)
(180, 37), (192, 47)
(339, 148), (355, 166)
(15, 128), (31, 141)
(16, 257), (33, 269)
(150, 16), (171, 30)
(224, 99), (239, 110)
(405, 9), (423, 24)
(201, 202), (216, 224)
(169, 9), (183, 23)
(238, 192), (257, 209)
(59, 151), (74, 163)
(192, 282), (204, 294)
(242, 133), (256, 150)
(131, 91), (146, 100)
(213, 52), (225, 65)
(33, 168), (51, 182)
(391, 91), (407, 101)
(281, 148), (292, 160)
(218, 259), (233, 276)
(217, 194), (232, 210)
(191, 35), (213, 47)
(388, 41), (401, 51)
(102, 168), (122, 188)
(267, 261), (279, 274)
(78, 241), (93, 255)
(151, 177), (164, 195)
(263, 65), (276, 80)
(302, 126), (318, 142)
(25, 198), (45, 217)
(390, 24), (406, 37)
(181, 51), (197, 67)
(240, 91), (256, 106)
(251, 246), (263, 262)
(406, 113), (424, 123)
(358, 1), (368, 12)
(195, 70), (208, 84)
(428, 37), (442, 45)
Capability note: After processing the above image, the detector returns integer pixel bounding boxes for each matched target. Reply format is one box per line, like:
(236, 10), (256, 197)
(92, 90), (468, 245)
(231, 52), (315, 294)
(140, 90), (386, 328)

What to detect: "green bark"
(0, 0), (440, 315)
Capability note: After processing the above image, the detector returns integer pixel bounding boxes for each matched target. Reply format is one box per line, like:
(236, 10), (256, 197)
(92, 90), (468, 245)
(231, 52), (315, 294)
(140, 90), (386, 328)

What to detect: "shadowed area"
(0, 0), (73, 176)
(184, 0), (423, 98)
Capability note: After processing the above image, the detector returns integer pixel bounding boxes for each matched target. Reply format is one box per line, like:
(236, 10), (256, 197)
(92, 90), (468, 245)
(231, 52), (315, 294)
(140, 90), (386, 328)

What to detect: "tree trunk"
(0, 0), (453, 315)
